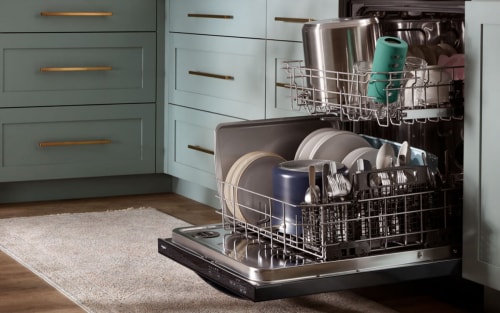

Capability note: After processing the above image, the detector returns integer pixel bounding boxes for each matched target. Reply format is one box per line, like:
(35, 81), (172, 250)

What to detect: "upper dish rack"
(282, 60), (464, 127)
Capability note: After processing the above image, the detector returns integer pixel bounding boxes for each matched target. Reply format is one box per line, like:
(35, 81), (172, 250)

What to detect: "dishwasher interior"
(159, 0), (465, 301)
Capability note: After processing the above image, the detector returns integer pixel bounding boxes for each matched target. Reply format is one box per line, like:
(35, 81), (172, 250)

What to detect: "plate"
(309, 132), (371, 162)
(341, 146), (378, 170)
(223, 151), (263, 217)
(376, 143), (396, 169)
(295, 128), (347, 160)
(294, 128), (336, 160)
(226, 151), (285, 224)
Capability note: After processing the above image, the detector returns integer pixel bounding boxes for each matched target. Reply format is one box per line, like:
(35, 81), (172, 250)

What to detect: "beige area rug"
(0, 208), (397, 313)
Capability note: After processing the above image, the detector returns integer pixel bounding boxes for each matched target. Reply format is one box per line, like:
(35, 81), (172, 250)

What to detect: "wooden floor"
(0, 193), (484, 313)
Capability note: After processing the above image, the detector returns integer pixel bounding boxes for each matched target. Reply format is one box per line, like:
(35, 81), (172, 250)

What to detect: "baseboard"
(0, 174), (172, 203)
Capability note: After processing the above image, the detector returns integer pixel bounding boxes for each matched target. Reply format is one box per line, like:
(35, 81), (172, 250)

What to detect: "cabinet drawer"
(0, 104), (156, 182)
(169, 0), (266, 38)
(266, 41), (309, 118)
(167, 105), (242, 190)
(0, 33), (156, 108)
(267, 0), (339, 41)
(168, 33), (265, 120)
(0, 0), (156, 32)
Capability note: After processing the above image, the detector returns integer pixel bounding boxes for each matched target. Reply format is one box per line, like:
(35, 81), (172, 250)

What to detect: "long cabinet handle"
(40, 66), (113, 73)
(274, 17), (315, 23)
(276, 82), (291, 89)
(188, 70), (234, 81)
(39, 139), (112, 148)
(188, 144), (214, 155)
(40, 11), (113, 17)
(187, 13), (233, 20)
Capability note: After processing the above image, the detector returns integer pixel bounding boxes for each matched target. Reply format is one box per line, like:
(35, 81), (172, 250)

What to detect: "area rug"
(0, 208), (397, 313)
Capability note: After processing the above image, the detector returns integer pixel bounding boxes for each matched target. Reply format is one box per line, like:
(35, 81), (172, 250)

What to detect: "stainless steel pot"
(302, 17), (381, 105)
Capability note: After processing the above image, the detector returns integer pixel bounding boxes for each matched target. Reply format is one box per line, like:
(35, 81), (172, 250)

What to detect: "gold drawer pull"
(40, 66), (113, 73)
(188, 144), (214, 155)
(187, 13), (233, 20)
(276, 82), (291, 89)
(188, 70), (234, 81)
(40, 11), (113, 17)
(39, 139), (112, 148)
(274, 17), (315, 23)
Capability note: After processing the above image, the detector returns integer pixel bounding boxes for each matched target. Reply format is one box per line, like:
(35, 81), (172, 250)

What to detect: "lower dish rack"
(219, 165), (461, 262)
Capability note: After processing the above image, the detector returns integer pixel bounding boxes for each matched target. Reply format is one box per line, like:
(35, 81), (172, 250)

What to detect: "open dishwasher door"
(159, 116), (462, 301)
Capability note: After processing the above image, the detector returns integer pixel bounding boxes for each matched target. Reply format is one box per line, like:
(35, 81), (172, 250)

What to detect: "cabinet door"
(169, 0), (266, 38)
(463, 1), (500, 292)
(0, 33), (156, 107)
(0, 104), (156, 181)
(168, 33), (266, 120)
(166, 104), (242, 190)
(0, 0), (156, 32)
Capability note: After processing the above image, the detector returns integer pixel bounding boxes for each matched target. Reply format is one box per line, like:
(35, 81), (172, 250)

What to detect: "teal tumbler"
(367, 36), (408, 104)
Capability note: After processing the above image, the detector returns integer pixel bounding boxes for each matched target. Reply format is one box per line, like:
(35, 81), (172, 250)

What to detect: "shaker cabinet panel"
(0, 0), (156, 32)
(166, 104), (242, 190)
(0, 104), (156, 182)
(168, 33), (266, 120)
(463, 1), (500, 292)
(266, 40), (309, 118)
(267, 0), (339, 41)
(169, 0), (266, 38)
(0, 33), (156, 107)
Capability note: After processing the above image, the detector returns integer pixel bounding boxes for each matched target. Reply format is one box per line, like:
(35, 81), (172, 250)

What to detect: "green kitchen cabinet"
(0, 104), (156, 181)
(0, 33), (156, 107)
(0, 0), (156, 32)
(0, 0), (164, 197)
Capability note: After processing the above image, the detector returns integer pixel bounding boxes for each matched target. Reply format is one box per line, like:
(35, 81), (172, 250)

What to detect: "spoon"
(304, 165), (320, 204)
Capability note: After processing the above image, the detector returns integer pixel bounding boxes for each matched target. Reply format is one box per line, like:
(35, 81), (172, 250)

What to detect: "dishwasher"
(159, 0), (468, 302)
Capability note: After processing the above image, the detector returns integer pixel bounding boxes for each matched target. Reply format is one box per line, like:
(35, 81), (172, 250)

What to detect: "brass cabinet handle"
(40, 66), (113, 72)
(187, 13), (233, 20)
(40, 11), (113, 17)
(274, 17), (315, 23)
(188, 144), (214, 155)
(39, 139), (112, 148)
(276, 82), (291, 89)
(188, 70), (234, 81)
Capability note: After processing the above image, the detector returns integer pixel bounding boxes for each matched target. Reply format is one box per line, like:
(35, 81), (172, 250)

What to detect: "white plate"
(376, 143), (396, 169)
(224, 151), (285, 225)
(294, 128), (332, 160)
(295, 129), (347, 160)
(341, 146), (378, 169)
(223, 151), (264, 217)
(309, 132), (371, 162)
(232, 152), (285, 224)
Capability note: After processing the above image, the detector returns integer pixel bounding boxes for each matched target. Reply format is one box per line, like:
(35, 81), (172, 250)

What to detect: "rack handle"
(40, 11), (113, 17)
(187, 13), (233, 20)
(274, 17), (315, 23)
(39, 139), (112, 148)
(188, 144), (214, 155)
(40, 66), (113, 72)
(188, 70), (234, 81)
